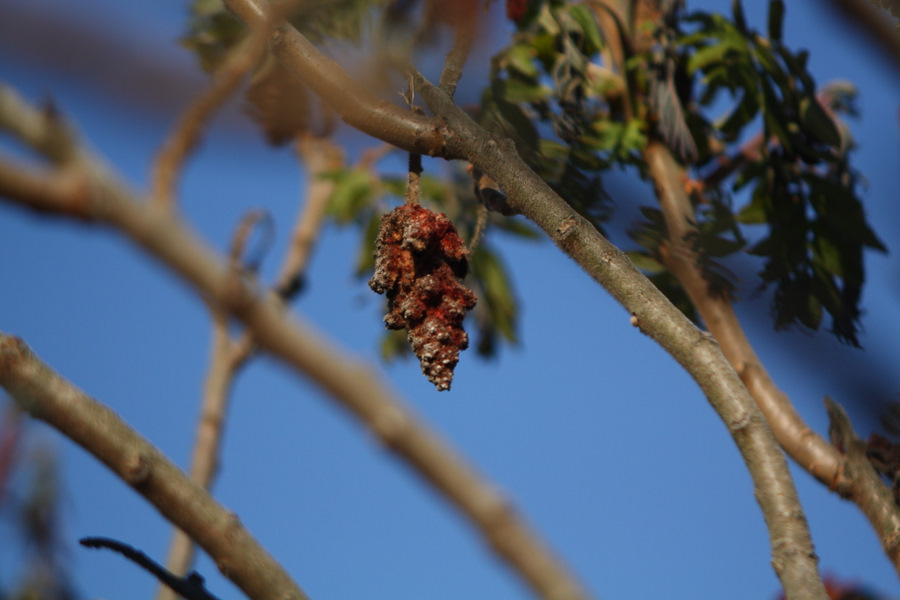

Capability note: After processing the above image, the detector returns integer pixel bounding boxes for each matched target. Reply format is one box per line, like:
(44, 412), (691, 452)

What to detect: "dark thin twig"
(80, 537), (222, 600)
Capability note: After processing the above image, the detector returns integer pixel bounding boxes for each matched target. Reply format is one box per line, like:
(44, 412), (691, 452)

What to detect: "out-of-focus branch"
(0, 86), (591, 600)
(0, 403), (23, 505)
(152, 0), (306, 209)
(152, 34), (266, 209)
(644, 140), (900, 578)
(0, 334), (312, 600)
(436, 4), (479, 97)
(274, 135), (343, 296)
(157, 135), (343, 600)
(223, 0), (443, 156)
(826, 0), (900, 74)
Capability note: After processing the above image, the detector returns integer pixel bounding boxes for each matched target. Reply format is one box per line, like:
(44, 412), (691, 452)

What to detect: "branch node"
(125, 452), (153, 487)
(372, 405), (409, 448)
(555, 216), (579, 241)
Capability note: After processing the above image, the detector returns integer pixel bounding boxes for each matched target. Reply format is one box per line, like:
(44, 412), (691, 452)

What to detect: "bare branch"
(158, 137), (341, 600)
(152, 0), (307, 209)
(274, 135), (343, 297)
(825, 0), (900, 74)
(222, 0), (444, 157)
(151, 34), (266, 209)
(438, 10), (477, 98)
(644, 140), (900, 578)
(826, 397), (900, 574)
(0, 334), (312, 600)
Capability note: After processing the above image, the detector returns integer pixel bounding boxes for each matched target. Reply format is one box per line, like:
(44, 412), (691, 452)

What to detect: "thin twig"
(157, 136), (342, 600)
(0, 334), (312, 600)
(438, 20), (476, 98)
(152, 36), (265, 209)
(82, 537), (222, 600)
(151, 0), (304, 209)
(274, 135), (344, 297)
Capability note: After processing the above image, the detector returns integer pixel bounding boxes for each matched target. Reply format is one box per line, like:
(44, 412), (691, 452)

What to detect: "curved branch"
(0, 334), (312, 600)
(224, 0), (443, 156)
(410, 75), (827, 599)
(826, 397), (900, 567)
(644, 140), (900, 577)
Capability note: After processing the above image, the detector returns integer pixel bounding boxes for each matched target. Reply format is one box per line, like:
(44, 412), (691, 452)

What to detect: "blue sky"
(1, 1), (900, 599)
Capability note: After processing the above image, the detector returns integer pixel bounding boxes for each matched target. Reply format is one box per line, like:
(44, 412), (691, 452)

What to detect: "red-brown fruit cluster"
(369, 204), (477, 391)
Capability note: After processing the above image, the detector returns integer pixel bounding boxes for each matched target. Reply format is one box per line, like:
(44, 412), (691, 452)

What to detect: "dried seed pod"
(369, 204), (477, 391)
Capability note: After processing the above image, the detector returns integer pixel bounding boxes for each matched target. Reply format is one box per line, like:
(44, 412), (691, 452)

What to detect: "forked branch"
(644, 140), (900, 577)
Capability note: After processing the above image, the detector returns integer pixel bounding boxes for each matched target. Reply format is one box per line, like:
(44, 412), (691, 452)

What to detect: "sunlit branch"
(0, 334), (312, 600)
(157, 134), (343, 600)
(152, 35), (266, 209)
(644, 140), (900, 578)
(152, 0), (305, 209)
(826, 397), (900, 571)
(410, 69), (827, 599)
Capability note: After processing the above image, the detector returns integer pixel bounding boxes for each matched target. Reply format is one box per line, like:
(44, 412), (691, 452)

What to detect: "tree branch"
(151, 34), (265, 209)
(0, 333), (312, 600)
(826, 397), (900, 572)
(643, 140), (900, 578)
(157, 135), (341, 600)
(0, 86), (592, 600)
(223, 0), (444, 156)
(410, 71), (827, 599)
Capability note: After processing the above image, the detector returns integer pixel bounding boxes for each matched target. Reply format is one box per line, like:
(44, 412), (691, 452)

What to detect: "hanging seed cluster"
(369, 204), (477, 391)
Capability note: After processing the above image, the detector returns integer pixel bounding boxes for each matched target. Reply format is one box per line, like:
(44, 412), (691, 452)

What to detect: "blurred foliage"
(0, 409), (78, 600)
(486, 0), (884, 346)
(182, 0), (885, 353)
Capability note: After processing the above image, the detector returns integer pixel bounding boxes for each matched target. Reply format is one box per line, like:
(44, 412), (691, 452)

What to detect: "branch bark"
(0, 333), (312, 600)
(826, 397), (900, 569)
(157, 135), (342, 600)
(410, 73), (827, 599)
(644, 140), (900, 577)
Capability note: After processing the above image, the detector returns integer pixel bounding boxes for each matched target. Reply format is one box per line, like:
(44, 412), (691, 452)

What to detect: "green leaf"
(736, 185), (771, 224)
(799, 97), (842, 148)
(627, 251), (665, 274)
(716, 88), (760, 141)
(768, 0), (785, 42)
(811, 222), (846, 277)
(326, 168), (377, 224)
(499, 77), (552, 103)
(804, 174), (886, 250)
(503, 44), (539, 78)
(688, 39), (746, 75)
(732, 0), (748, 33)
(567, 4), (604, 55)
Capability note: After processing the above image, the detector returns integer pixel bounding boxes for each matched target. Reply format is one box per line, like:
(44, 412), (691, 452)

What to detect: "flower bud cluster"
(369, 204), (477, 391)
